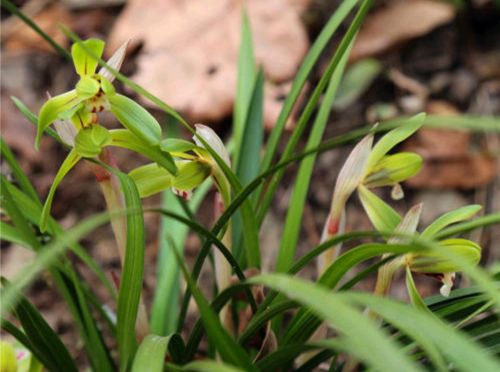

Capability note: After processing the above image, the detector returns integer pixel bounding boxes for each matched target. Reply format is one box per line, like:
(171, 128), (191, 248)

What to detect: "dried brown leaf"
(403, 101), (496, 188)
(3, 4), (72, 54)
(351, 0), (455, 61)
(108, 0), (310, 126)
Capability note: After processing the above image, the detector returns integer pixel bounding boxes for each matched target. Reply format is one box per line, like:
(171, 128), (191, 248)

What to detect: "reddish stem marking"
(327, 215), (339, 235)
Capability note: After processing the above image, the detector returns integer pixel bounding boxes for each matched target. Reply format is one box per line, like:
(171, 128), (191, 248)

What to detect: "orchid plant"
(2, 1), (499, 369)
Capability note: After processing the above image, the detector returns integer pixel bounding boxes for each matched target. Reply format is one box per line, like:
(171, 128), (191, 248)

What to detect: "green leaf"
(75, 76), (100, 99)
(251, 274), (422, 372)
(74, 125), (111, 158)
(109, 169), (146, 370)
(345, 292), (500, 372)
(71, 38), (105, 76)
(435, 213), (500, 239)
(235, 69), (264, 187)
(0, 211), (111, 319)
(357, 185), (401, 233)
(333, 58), (382, 110)
(108, 93), (162, 146)
(180, 360), (246, 372)
(2, 279), (78, 372)
(233, 69), (264, 262)
(422, 205), (482, 238)
(424, 115), (500, 132)
(0, 221), (33, 249)
(40, 150), (81, 232)
(151, 179), (211, 335)
(365, 112), (425, 172)
(4, 182), (115, 298)
(233, 10), (256, 168)
(131, 335), (169, 372)
(276, 41), (350, 272)
(36, 90), (81, 149)
(405, 266), (431, 313)
(257, 0), (372, 225)
(260, 0), (359, 177)
(0, 136), (38, 201)
(364, 152), (422, 188)
(110, 129), (177, 175)
(11, 96), (61, 141)
(174, 246), (256, 371)
(283, 242), (418, 345)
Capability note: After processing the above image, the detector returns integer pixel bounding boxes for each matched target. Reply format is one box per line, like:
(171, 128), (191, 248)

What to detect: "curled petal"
(440, 273), (455, 297)
(391, 183), (404, 200)
(388, 203), (422, 244)
(330, 133), (373, 219)
(193, 124), (231, 167)
(37, 90), (82, 149)
(99, 40), (129, 82)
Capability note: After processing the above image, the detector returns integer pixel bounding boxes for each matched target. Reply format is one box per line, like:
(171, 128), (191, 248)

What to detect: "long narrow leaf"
(250, 274), (422, 372)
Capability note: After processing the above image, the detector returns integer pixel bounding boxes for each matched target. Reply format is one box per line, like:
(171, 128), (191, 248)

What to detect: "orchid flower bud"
(193, 124), (231, 167)
(193, 123), (232, 206)
(407, 238), (481, 274)
(364, 152), (422, 188)
(407, 238), (480, 297)
(330, 133), (373, 223)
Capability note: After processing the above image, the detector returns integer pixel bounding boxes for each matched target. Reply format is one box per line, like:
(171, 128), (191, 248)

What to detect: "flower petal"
(40, 150), (81, 232)
(330, 133), (373, 219)
(193, 124), (231, 167)
(99, 40), (129, 82)
(71, 39), (105, 76)
(53, 118), (77, 147)
(37, 90), (81, 149)
(440, 273), (455, 297)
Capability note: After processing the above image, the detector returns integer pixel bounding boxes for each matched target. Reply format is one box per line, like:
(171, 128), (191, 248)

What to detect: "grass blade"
(174, 243), (257, 371)
(345, 292), (500, 371)
(2, 280), (78, 372)
(276, 40), (351, 272)
(131, 335), (169, 372)
(256, 0), (373, 225)
(260, 0), (360, 173)
(250, 274), (422, 372)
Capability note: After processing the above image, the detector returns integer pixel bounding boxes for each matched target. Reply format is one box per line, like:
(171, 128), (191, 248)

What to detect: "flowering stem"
(214, 192), (234, 335)
(91, 148), (149, 340)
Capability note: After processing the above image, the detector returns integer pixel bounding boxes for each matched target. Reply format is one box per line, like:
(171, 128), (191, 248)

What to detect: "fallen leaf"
(403, 100), (496, 188)
(3, 3), (73, 54)
(351, 0), (456, 61)
(108, 0), (310, 126)
(405, 156), (496, 189)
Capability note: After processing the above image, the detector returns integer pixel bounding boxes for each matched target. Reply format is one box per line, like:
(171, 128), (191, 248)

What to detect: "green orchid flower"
(37, 38), (163, 149)
(318, 113), (424, 271)
(358, 186), (482, 297)
(128, 124), (231, 201)
(36, 38), (180, 232)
